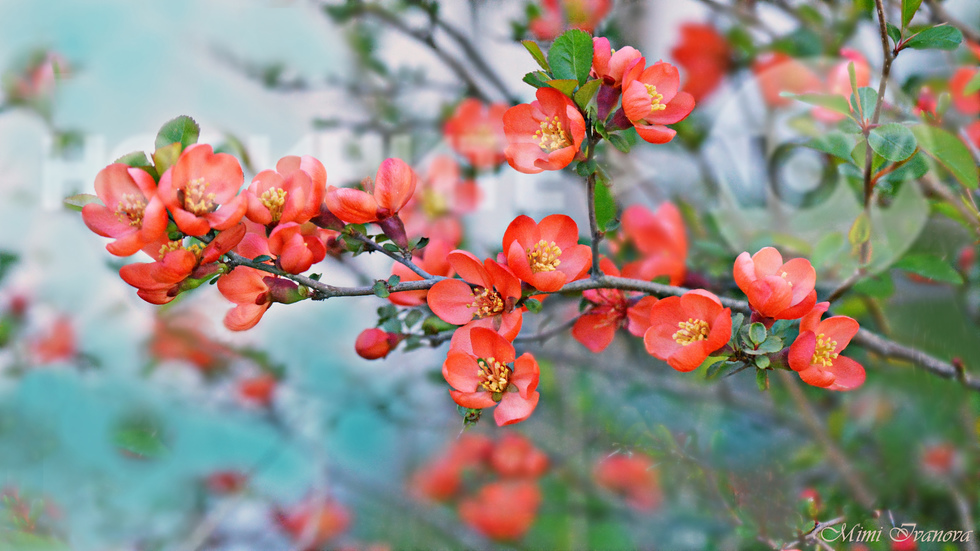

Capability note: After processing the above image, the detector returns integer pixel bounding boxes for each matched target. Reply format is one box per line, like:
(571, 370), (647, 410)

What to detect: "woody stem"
(585, 122), (602, 280)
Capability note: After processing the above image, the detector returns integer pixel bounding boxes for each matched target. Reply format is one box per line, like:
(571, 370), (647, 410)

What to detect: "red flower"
(734, 247), (817, 320)
(788, 302), (865, 391)
(459, 481), (541, 541)
(427, 251), (523, 341)
(815, 49), (870, 122)
(400, 156), (481, 247)
(30, 316), (75, 364)
(503, 214), (592, 292)
(670, 23), (731, 102)
(245, 155), (326, 227)
(238, 374), (277, 407)
(622, 59), (696, 144)
(752, 52), (822, 108)
(205, 471), (247, 494)
(619, 202), (688, 285)
(592, 37), (642, 88)
(443, 327), (540, 426)
(276, 498), (351, 548)
(325, 157), (417, 224)
(965, 120), (980, 150)
(529, 0), (612, 40)
(572, 257), (658, 352)
(217, 266), (304, 331)
(503, 87), (586, 174)
(159, 144), (247, 236)
(268, 222), (327, 274)
(643, 289), (732, 372)
(594, 453), (662, 511)
(444, 99), (508, 170)
(82, 164), (168, 256)
(355, 328), (395, 360)
(410, 433), (493, 501)
(952, 67), (980, 115)
(388, 239), (455, 307)
(489, 433), (549, 479)
(149, 314), (231, 372)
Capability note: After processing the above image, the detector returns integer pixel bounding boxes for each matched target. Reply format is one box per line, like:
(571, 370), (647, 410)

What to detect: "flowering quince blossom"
(244, 155), (326, 227)
(427, 250), (524, 340)
(572, 257), (658, 352)
(752, 52), (822, 108)
(458, 481), (542, 541)
(442, 327), (540, 426)
(324, 157), (417, 237)
(529, 0), (611, 40)
(237, 374), (277, 407)
(275, 498), (351, 548)
(489, 433), (549, 478)
(591, 37), (642, 88)
(354, 328), (397, 360)
(643, 289), (732, 372)
(503, 214), (592, 292)
(29, 316), (76, 364)
(149, 314), (230, 372)
(443, 100), (508, 170)
(267, 221), (327, 274)
(621, 58), (696, 144)
(410, 433), (493, 501)
(670, 23), (731, 102)
(159, 144), (247, 236)
(400, 156), (480, 247)
(388, 239), (455, 307)
(734, 246), (817, 321)
(951, 66), (980, 115)
(788, 302), (866, 391)
(815, 48), (871, 123)
(503, 87), (586, 174)
(594, 453), (662, 511)
(82, 163), (168, 256)
(619, 202), (688, 285)
(217, 265), (305, 331)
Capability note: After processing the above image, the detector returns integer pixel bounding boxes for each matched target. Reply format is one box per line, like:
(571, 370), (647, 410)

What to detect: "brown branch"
(585, 126), (602, 279)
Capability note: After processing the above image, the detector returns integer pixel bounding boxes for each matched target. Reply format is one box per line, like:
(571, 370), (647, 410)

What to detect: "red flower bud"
(355, 328), (393, 360)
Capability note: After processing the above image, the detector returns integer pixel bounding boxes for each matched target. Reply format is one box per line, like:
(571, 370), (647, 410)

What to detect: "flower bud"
(355, 328), (392, 360)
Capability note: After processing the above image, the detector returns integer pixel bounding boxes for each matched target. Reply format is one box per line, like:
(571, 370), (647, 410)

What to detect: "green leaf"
(251, 255), (272, 263)
(781, 92), (851, 116)
(706, 360), (741, 380)
(912, 124), (979, 189)
(548, 29), (594, 85)
(868, 123), (917, 162)
(748, 322), (767, 346)
(576, 159), (597, 177)
(893, 253), (963, 284)
(522, 71), (550, 89)
(853, 272), (895, 298)
(573, 79), (602, 110)
(546, 79), (578, 97)
(754, 355), (771, 369)
(756, 368), (769, 391)
(524, 297), (543, 313)
(964, 71), (980, 96)
(807, 132), (857, 162)
(372, 280), (390, 298)
(154, 115), (200, 151)
(848, 211), (872, 246)
(63, 193), (100, 212)
(608, 133), (630, 153)
(521, 40), (550, 71)
(901, 0), (922, 29)
(594, 178), (617, 232)
(153, 142), (182, 175)
(114, 151), (153, 169)
(0, 252), (18, 286)
(387, 274), (401, 287)
(112, 416), (168, 460)
(886, 22), (902, 45)
(903, 24), (963, 51)
(851, 86), (878, 120)
(422, 315), (456, 335)
(811, 232), (846, 268)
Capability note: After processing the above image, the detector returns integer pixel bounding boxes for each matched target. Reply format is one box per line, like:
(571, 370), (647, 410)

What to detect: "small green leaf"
(422, 315), (456, 335)
(252, 255), (272, 263)
(707, 360), (741, 380)
(404, 309), (423, 328)
(903, 24), (963, 51)
(548, 29), (594, 85)
(849, 211), (872, 246)
(521, 40), (550, 71)
(781, 92), (851, 116)
(886, 22), (903, 44)
(868, 123), (917, 162)
(608, 133), (630, 153)
(63, 193), (100, 212)
(154, 115), (200, 151)
(522, 71), (550, 89)
(894, 253), (964, 284)
(748, 322), (767, 345)
(594, 178), (617, 232)
(853, 272), (895, 298)
(851, 86), (878, 120)
(901, 0), (922, 29)
(524, 297), (543, 313)
(387, 274), (401, 287)
(807, 132), (857, 162)
(754, 355), (771, 369)
(573, 79), (602, 110)
(153, 142), (182, 175)
(112, 416), (168, 460)
(114, 151), (153, 169)
(546, 78), (578, 97)
(576, 159), (597, 177)
(372, 280), (390, 298)
(756, 368), (770, 391)
(912, 124), (979, 189)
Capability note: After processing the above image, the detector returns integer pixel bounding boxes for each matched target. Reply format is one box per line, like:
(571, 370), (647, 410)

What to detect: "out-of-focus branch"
(924, 0), (980, 44)
(585, 126), (602, 279)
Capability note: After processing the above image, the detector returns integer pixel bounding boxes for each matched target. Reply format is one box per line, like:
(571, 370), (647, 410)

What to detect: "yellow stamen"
(157, 240), (203, 260)
(477, 356), (511, 395)
(260, 187), (288, 223)
(811, 333), (839, 367)
(780, 271), (793, 287)
(645, 84), (666, 112)
(467, 288), (505, 319)
(421, 189), (450, 218)
(673, 318), (709, 346)
(526, 240), (562, 273)
(534, 115), (571, 152)
(115, 193), (147, 227)
(181, 177), (217, 215)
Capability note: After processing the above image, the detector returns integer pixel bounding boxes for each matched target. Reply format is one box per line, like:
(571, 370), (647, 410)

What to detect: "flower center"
(811, 333), (839, 367)
(645, 84), (666, 112)
(780, 271), (793, 287)
(181, 177), (218, 216)
(673, 318), (709, 346)
(535, 115), (571, 153)
(477, 356), (511, 396)
(527, 240), (562, 273)
(421, 189), (450, 218)
(467, 287), (505, 318)
(157, 240), (203, 260)
(116, 193), (147, 227)
(260, 187), (288, 223)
